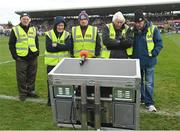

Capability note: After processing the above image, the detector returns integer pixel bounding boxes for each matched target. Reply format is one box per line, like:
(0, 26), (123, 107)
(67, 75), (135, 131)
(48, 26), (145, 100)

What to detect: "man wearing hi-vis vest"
(102, 11), (133, 58)
(71, 11), (101, 58)
(133, 10), (163, 112)
(8, 13), (39, 101)
(71, 11), (101, 97)
(45, 16), (71, 106)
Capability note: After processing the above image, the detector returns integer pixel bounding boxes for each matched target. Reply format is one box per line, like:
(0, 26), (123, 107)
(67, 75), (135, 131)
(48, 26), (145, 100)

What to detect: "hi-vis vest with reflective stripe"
(146, 25), (155, 56)
(72, 25), (97, 58)
(107, 23), (133, 56)
(44, 30), (70, 66)
(12, 25), (37, 56)
(100, 32), (110, 58)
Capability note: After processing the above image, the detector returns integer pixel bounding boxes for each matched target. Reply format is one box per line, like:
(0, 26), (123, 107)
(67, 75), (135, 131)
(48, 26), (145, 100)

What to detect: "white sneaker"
(147, 105), (157, 112)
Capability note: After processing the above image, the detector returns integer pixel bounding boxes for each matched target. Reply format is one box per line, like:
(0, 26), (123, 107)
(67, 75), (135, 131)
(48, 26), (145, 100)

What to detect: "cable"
(70, 85), (76, 130)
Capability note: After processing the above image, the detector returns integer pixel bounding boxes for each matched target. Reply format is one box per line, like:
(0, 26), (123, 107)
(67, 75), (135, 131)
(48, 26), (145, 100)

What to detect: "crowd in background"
(30, 16), (180, 35)
(1, 14), (180, 37)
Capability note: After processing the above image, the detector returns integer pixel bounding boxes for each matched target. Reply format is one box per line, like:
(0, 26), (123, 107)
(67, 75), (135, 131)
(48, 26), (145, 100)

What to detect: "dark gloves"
(116, 39), (121, 44)
(15, 57), (22, 61)
(117, 39), (132, 49)
(71, 55), (75, 58)
(13, 55), (19, 60)
(151, 49), (158, 57)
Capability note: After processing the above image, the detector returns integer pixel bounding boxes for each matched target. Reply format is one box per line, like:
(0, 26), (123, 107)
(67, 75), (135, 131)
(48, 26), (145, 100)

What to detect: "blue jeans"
(141, 67), (155, 106)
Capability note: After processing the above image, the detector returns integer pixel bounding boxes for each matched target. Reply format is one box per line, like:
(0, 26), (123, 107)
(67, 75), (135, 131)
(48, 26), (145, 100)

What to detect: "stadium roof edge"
(15, 1), (180, 18)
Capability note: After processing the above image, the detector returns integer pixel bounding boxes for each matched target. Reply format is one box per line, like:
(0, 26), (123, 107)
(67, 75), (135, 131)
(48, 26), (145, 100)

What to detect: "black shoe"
(47, 102), (51, 106)
(27, 92), (39, 98)
(19, 96), (26, 101)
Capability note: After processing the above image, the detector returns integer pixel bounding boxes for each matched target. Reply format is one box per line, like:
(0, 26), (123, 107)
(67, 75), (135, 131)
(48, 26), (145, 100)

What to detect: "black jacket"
(102, 23), (133, 58)
(45, 28), (72, 53)
(8, 23), (39, 60)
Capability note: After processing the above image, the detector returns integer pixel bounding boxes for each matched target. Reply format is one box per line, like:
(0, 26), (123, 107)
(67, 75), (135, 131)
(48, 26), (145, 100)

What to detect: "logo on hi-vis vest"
(85, 34), (92, 38)
(76, 35), (81, 38)
(28, 32), (34, 35)
(20, 34), (26, 37)
(60, 40), (64, 43)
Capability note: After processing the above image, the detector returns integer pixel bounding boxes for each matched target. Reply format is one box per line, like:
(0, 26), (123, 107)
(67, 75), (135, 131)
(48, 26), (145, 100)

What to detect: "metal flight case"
(48, 58), (141, 130)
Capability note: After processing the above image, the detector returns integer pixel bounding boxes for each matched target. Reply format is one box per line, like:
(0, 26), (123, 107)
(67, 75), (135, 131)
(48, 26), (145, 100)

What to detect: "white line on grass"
(0, 94), (46, 104)
(0, 54), (44, 65)
(0, 94), (179, 117)
(0, 60), (14, 65)
(140, 107), (180, 117)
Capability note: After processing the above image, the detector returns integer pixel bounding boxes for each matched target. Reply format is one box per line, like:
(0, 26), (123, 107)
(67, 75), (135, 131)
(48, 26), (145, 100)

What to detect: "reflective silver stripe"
(59, 54), (69, 57)
(106, 24), (110, 28)
(28, 45), (36, 47)
(74, 50), (95, 54)
(74, 39), (95, 43)
(15, 26), (20, 40)
(28, 36), (35, 39)
(17, 38), (28, 42)
(92, 26), (95, 41)
(48, 31), (52, 39)
(102, 49), (109, 51)
(20, 38), (28, 41)
(45, 54), (59, 58)
(16, 47), (27, 50)
(73, 27), (77, 40)
(32, 27), (36, 35)
(147, 40), (153, 43)
(45, 54), (68, 58)
(65, 31), (69, 39)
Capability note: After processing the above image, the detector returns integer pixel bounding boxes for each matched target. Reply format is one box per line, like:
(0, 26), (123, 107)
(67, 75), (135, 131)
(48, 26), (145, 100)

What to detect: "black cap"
(20, 13), (30, 19)
(134, 9), (144, 22)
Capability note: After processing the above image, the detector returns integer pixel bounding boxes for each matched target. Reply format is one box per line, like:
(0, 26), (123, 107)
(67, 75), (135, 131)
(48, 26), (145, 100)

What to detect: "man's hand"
(52, 43), (57, 47)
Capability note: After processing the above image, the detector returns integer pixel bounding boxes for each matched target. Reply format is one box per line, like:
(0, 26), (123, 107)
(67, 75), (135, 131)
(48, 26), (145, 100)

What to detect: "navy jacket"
(46, 29), (72, 53)
(132, 21), (163, 69)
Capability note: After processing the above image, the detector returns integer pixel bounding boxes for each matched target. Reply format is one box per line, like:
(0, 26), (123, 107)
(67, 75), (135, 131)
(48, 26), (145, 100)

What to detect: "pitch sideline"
(0, 94), (179, 117)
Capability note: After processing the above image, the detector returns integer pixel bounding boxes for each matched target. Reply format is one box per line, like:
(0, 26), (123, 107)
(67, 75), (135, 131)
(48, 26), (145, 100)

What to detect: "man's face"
(135, 20), (145, 30)
(20, 16), (31, 26)
(79, 19), (88, 27)
(56, 23), (64, 33)
(113, 19), (124, 30)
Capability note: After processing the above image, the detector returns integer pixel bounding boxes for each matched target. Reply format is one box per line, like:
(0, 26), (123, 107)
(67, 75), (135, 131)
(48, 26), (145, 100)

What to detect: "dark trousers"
(16, 57), (38, 97)
(47, 65), (55, 104)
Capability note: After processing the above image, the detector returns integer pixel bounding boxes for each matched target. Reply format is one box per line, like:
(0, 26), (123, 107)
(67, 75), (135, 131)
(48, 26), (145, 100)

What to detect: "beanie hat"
(78, 11), (89, 21)
(134, 9), (145, 22)
(54, 16), (66, 26)
(112, 11), (125, 23)
(20, 13), (30, 19)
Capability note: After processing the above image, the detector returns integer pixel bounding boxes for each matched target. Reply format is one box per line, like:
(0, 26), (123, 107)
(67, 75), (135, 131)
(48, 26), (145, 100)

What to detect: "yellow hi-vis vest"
(44, 30), (70, 66)
(72, 25), (97, 58)
(12, 25), (37, 56)
(101, 44), (110, 58)
(146, 25), (155, 56)
(100, 32), (110, 58)
(107, 23), (133, 56)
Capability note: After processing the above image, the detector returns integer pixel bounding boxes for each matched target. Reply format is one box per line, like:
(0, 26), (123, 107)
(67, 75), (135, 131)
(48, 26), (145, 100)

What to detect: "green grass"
(0, 36), (47, 97)
(155, 34), (180, 112)
(0, 99), (68, 130)
(140, 112), (180, 130)
(0, 34), (180, 130)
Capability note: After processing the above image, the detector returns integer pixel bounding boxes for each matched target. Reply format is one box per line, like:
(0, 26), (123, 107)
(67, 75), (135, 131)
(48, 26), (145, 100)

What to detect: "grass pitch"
(0, 34), (180, 130)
